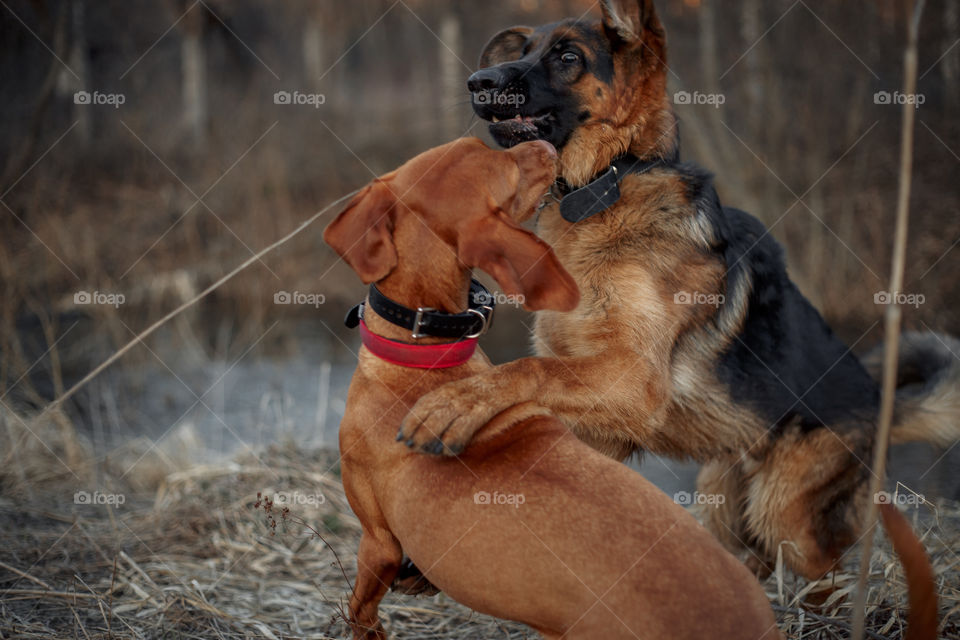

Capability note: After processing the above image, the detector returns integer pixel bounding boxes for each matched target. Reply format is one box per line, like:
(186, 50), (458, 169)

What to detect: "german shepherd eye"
(560, 51), (580, 64)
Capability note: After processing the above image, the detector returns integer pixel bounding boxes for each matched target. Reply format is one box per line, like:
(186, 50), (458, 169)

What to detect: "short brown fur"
(326, 137), (780, 639)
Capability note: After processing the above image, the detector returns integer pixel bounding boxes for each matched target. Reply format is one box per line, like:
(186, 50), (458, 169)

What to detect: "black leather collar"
(344, 279), (495, 340)
(558, 154), (669, 223)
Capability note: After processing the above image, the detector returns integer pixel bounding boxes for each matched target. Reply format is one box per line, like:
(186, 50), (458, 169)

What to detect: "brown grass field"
(1, 409), (958, 639)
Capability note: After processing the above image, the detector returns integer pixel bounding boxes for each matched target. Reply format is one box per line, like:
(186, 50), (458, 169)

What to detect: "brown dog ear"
(323, 180), (398, 283)
(478, 26), (533, 68)
(601, 0), (664, 44)
(458, 207), (579, 312)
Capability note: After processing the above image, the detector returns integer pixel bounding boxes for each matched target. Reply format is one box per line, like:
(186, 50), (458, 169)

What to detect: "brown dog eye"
(561, 52), (580, 64)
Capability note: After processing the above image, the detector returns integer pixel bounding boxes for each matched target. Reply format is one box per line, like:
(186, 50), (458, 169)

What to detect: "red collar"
(358, 319), (479, 369)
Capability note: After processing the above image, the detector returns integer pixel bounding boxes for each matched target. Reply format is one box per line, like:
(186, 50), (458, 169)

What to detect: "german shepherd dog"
(397, 0), (960, 579)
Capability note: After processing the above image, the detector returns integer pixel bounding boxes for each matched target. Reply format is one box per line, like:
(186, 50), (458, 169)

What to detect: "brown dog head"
(467, 0), (676, 187)
(323, 137), (579, 312)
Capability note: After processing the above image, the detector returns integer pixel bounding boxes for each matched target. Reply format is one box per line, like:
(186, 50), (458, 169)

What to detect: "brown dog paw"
(397, 377), (508, 455)
(350, 620), (387, 640)
(390, 557), (441, 596)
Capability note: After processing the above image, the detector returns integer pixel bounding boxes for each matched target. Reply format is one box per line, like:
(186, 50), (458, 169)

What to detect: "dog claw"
(405, 438), (416, 448)
(424, 439), (445, 455)
(396, 429), (405, 442)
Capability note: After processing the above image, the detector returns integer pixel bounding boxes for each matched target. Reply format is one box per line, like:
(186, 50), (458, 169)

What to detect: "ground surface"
(1, 441), (958, 640)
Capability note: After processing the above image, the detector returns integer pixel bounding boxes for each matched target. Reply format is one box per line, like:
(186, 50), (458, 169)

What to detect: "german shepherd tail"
(863, 331), (960, 447)
(878, 503), (938, 640)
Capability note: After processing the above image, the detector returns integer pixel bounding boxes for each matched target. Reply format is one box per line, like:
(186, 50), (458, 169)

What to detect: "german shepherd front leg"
(398, 351), (668, 456)
(349, 531), (403, 639)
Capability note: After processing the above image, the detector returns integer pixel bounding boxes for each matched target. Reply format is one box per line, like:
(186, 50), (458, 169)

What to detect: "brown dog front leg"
(349, 532), (403, 639)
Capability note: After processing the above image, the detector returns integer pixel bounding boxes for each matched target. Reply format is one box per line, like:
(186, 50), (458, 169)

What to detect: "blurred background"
(2, 2), (959, 637)
(1, 0), (958, 498)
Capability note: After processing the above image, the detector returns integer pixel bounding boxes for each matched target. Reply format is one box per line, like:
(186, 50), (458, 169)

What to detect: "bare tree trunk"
(697, 0), (740, 171)
(759, 1), (791, 225)
(698, 0), (719, 96)
(690, 0), (760, 215)
(181, 6), (207, 145)
(740, 0), (763, 126)
(57, 0), (89, 143)
(439, 12), (463, 140)
(302, 5), (323, 88)
(1, 1), (70, 201)
(944, 1), (959, 110)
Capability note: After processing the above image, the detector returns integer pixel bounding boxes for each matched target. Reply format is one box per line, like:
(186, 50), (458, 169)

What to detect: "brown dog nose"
(530, 140), (557, 158)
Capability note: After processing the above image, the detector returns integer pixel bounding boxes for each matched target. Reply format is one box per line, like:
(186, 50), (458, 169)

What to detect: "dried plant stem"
(851, 1), (926, 639)
(40, 189), (358, 415)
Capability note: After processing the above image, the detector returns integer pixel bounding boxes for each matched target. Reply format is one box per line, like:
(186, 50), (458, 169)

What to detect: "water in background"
(49, 315), (958, 502)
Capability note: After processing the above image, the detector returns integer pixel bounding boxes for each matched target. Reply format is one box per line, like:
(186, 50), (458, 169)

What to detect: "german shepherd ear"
(458, 205), (579, 312)
(323, 179), (398, 284)
(478, 26), (533, 68)
(601, 0), (664, 45)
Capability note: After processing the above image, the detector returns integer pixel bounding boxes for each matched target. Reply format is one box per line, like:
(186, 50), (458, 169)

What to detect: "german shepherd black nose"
(466, 68), (504, 93)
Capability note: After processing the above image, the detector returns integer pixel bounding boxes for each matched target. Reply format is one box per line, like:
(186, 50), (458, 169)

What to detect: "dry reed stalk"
(852, 2), (927, 639)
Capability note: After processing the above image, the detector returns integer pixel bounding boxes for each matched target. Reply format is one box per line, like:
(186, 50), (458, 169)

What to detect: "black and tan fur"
(398, 0), (960, 579)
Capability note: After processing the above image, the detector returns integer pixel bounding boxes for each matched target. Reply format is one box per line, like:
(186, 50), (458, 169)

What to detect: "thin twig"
(0, 561), (52, 590)
(39, 189), (358, 414)
(851, 1), (926, 639)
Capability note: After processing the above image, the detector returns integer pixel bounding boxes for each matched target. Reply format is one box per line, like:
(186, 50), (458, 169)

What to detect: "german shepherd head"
(468, 0), (677, 188)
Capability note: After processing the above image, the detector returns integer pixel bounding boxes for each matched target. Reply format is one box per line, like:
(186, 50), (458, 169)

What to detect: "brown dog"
(397, 0), (959, 587)
(324, 137), (781, 639)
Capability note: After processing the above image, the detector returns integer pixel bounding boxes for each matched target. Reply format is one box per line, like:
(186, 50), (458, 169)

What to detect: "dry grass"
(1, 411), (958, 640)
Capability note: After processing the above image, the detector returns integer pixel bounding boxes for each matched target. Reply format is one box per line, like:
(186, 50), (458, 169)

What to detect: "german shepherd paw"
(398, 377), (509, 456)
